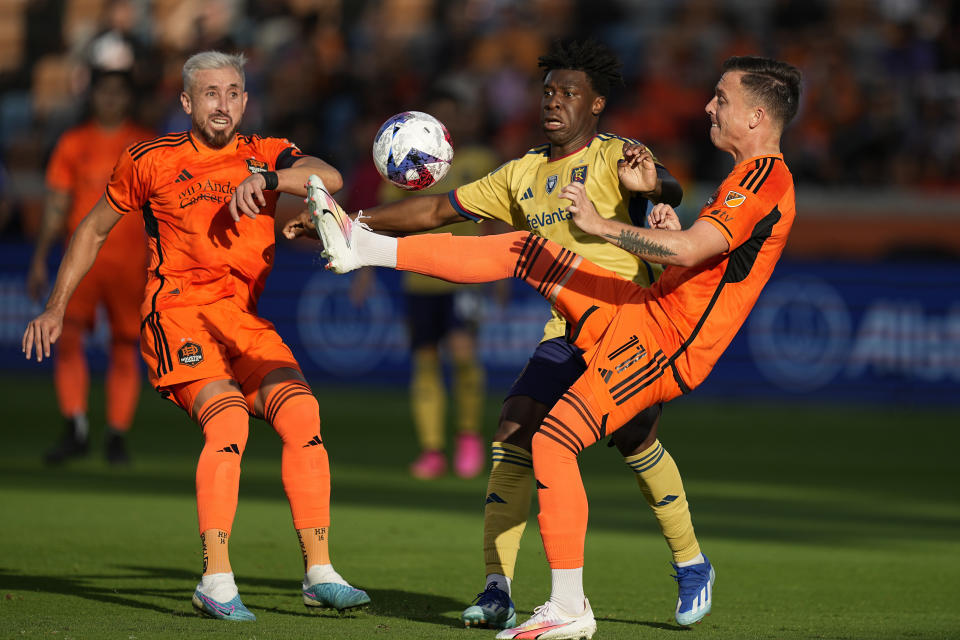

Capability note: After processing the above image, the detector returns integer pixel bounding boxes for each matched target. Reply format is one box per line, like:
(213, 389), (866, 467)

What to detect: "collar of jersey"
(188, 130), (240, 154)
(735, 152), (784, 168)
(547, 134), (596, 162)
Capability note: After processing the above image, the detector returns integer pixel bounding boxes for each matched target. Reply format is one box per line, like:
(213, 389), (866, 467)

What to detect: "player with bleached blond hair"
(23, 50), (369, 621)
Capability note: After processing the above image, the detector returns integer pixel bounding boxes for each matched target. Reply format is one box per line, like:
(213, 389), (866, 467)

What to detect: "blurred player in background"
(27, 69), (153, 465)
(286, 39), (710, 627)
(23, 51), (368, 621)
(354, 86), (505, 479)
(312, 54), (802, 640)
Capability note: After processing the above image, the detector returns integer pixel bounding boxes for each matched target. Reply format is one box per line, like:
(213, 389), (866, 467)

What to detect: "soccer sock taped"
(483, 442), (534, 580)
(53, 321), (89, 421)
(201, 529), (232, 575)
(411, 348), (445, 451)
(105, 340), (141, 432)
(195, 391), (250, 534)
(533, 388), (605, 569)
(549, 567), (586, 615)
(625, 440), (701, 563)
(452, 355), (484, 434)
(264, 381), (331, 530)
(297, 527), (330, 570)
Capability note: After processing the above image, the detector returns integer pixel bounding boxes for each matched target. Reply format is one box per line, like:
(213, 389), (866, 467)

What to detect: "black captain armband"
(261, 171), (279, 190)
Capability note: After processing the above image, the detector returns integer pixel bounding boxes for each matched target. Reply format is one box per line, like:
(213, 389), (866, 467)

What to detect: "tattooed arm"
(560, 182), (728, 267)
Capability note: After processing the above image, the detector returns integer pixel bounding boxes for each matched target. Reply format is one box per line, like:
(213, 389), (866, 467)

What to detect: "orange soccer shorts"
(140, 296), (301, 411)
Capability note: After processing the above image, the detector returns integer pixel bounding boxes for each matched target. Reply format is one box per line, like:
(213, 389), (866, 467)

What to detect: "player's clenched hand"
(22, 308), (64, 363)
(617, 143), (658, 194)
(647, 203), (681, 231)
(281, 209), (317, 240)
(229, 173), (269, 221)
(560, 182), (604, 236)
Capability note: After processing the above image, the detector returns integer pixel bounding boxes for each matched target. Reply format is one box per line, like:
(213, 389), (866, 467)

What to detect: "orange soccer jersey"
(104, 131), (307, 392)
(644, 154), (795, 390)
(105, 131), (305, 317)
(46, 120), (154, 266)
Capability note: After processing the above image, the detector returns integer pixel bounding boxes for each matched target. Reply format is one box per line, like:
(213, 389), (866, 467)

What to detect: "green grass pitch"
(1, 373), (958, 639)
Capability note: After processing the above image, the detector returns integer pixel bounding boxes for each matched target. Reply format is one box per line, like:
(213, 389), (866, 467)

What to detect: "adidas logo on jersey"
(174, 169), (193, 183)
(218, 443), (240, 454)
(519, 187), (534, 201)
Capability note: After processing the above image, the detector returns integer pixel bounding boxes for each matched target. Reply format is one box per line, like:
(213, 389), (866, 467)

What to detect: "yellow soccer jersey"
(448, 133), (664, 341)
(381, 144), (500, 294)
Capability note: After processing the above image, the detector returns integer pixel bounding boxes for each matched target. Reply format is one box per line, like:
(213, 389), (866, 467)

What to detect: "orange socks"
(531, 387), (606, 569)
(194, 391), (250, 534)
(53, 321), (88, 419)
(105, 340), (140, 431)
(264, 381), (330, 530)
(396, 231), (527, 283)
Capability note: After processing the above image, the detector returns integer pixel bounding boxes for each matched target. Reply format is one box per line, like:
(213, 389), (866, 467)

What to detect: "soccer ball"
(372, 111), (454, 190)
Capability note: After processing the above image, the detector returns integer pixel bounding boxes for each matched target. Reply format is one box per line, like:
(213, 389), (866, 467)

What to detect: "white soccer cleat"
(306, 174), (362, 274)
(496, 598), (596, 640)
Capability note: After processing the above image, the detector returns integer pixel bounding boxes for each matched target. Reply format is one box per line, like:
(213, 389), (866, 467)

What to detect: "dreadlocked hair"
(538, 39), (623, 98)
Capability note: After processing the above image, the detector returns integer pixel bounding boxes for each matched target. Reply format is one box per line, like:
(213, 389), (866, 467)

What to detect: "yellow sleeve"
(447, 159), (517, 224)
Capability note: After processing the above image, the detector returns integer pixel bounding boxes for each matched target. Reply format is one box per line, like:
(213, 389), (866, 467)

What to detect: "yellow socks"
(483, 442), (535, 579)
(411, 349), (445, 451)
(452, 355), (484, 435)
(201, 528), (232, 575)
(625, 440), (701, 563)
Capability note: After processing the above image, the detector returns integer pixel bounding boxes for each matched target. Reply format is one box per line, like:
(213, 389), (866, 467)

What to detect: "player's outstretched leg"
(673, 554), (715, 625)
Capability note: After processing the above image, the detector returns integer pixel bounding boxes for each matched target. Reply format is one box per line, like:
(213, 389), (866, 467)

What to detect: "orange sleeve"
(260, 136), (307, 169)
(104, 146), (150, 215)
(699, 164), (789, 250)
(45, 130), (78, 192)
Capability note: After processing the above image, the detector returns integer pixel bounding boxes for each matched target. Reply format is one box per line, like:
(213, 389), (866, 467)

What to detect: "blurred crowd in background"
(1, 0), (959, 240)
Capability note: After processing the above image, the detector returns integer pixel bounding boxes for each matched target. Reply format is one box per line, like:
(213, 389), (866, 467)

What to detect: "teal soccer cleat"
(673, 555), (715, 625)
(303, 582), (371, 612)
(191, 588), (256, 621)
(462, 582), (517, 629)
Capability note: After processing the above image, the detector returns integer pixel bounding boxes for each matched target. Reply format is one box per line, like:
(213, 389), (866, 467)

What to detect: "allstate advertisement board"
(1, 242), (956, 405)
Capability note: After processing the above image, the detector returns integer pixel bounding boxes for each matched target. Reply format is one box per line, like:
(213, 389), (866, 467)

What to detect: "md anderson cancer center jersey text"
(448, 134), (664, 342)
(105, 131), (306, 318)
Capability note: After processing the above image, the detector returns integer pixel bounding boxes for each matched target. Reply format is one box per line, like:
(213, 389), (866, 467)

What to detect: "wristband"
(262, 171), (279, 190)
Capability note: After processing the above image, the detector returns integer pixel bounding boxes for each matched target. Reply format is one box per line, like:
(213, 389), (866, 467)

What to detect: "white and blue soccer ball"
(372, 111), (454, 190)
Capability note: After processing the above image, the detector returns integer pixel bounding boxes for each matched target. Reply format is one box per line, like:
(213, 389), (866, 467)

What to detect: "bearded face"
(181, 67), (247, 149)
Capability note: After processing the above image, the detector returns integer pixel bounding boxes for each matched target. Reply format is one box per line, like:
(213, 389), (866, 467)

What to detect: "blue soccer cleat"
(192, 588), (256, 621)
(672, 555), (715, 625)
(462, 582), (517, 629)
(303, 582), (371, 612)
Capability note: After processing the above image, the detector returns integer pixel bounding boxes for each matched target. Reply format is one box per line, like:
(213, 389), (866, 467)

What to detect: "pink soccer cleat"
(410, 450), (447, 479)
(454, 432), (484, 478)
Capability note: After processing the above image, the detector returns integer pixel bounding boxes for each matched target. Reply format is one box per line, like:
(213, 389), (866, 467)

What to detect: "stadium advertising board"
(1, 243), (956, 405)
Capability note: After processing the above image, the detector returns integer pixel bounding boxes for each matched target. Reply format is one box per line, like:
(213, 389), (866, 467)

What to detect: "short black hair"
(537, 39), (623, 98)
(721, 56), (803, 129)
